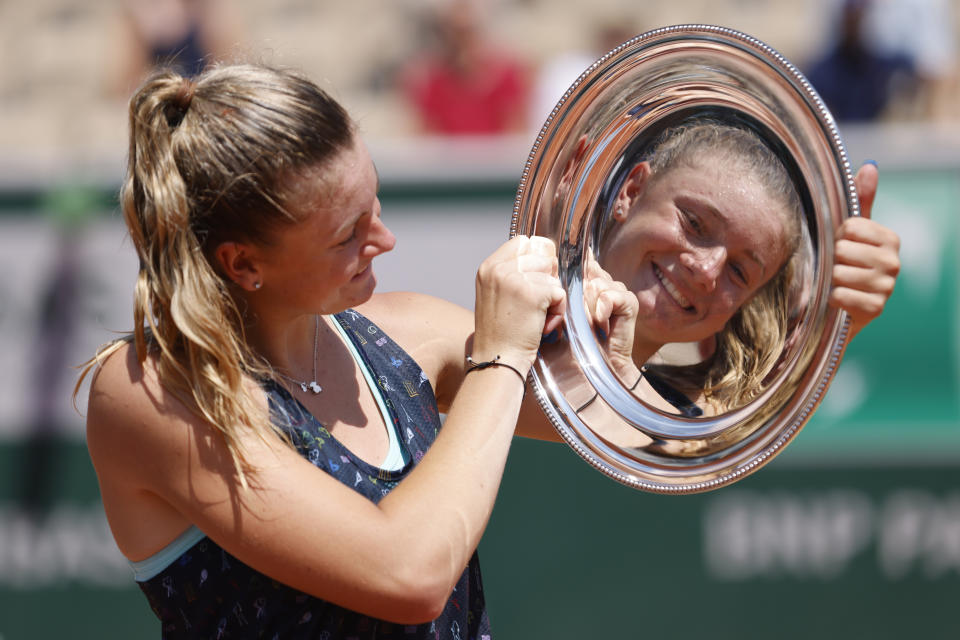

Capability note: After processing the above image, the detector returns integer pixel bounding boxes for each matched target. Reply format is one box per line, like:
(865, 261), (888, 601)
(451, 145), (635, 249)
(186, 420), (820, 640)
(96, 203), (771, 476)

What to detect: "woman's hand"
(583, 257), (640, 382)
(830, 163), (901, 339)
(472, 235), (566, 373)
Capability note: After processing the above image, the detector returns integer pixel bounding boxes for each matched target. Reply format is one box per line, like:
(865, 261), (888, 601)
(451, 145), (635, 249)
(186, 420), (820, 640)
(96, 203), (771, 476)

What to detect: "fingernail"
(541, 329), (560, 345)
(863, 159), (878, 168)
(595, 328), (607, 342)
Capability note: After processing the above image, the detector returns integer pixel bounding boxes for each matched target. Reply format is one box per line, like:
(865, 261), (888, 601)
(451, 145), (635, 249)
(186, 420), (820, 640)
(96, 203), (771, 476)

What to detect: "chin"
(320, 278), (377, 314)
(638, 311), (705, 346)
(350, 272), (378, 306)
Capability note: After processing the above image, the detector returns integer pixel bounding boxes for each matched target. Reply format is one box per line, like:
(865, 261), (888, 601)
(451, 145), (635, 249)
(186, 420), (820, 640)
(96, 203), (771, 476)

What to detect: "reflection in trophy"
(512, 25), (856, 493)
(598, 118), (814, 418)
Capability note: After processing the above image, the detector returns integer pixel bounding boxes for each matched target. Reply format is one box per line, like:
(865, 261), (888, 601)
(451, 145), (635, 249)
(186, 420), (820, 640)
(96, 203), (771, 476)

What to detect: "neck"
(243, 311), (334, 380)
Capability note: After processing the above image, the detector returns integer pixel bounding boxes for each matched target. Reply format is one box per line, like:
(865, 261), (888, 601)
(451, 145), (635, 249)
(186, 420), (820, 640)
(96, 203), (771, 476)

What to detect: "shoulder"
(87, 340), (177, 431)
(85, 341), (245, 494)
(355, 292), (475, 410)
(86, 340), (159, 450)
(84, 341), (227, 557)
(356, 292), (473, 349)
(86, 342), (191, 476)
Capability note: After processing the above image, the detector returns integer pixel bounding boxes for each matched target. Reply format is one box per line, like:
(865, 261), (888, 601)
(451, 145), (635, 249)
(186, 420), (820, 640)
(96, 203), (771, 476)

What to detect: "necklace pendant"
(308, 381), (322, 394)
(299, 382), (308, 393)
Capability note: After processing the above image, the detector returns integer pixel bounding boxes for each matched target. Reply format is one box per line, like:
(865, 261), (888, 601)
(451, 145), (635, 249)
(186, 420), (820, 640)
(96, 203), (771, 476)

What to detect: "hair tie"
(166, 77), (196, 127)
(176, 77), (196, 110)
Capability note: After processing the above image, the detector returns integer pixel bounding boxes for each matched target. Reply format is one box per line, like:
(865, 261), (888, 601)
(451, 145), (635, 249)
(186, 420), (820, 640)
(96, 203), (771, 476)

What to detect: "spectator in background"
(862, 0), (958, 122)
(110, 0), (242, 98)
(528, 21), (637, 133)
(805, 0), (915, 122)
(399, 0), (530, 136)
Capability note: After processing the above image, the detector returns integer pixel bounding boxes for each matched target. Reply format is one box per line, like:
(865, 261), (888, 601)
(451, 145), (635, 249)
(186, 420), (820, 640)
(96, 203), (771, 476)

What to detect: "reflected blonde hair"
(642, 120), (804, 411)
(76, 64), (353, 483)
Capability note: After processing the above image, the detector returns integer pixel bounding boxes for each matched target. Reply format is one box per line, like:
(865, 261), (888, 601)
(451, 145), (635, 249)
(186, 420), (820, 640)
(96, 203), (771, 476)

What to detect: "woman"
(80, 64), (896, 637)
(597, 119), (899, 415)
(80, 64), (565, 638)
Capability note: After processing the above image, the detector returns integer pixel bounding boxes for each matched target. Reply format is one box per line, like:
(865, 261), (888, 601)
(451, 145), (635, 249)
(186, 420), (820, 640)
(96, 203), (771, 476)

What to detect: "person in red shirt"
(401, 0), (530, 135)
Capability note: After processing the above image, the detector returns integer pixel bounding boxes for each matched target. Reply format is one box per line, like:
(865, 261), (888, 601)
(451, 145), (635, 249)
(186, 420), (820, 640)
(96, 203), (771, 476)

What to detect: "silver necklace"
(277, 315), (322, 394)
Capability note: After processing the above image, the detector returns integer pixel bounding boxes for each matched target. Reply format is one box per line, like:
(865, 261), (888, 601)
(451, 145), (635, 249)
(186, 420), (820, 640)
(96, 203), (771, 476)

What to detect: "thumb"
(853, 161), (879, 220)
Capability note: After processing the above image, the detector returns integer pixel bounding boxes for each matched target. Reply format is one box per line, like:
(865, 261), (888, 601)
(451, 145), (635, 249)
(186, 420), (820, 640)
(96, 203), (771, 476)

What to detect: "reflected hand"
(830, 163), (901, 340)
(584, 257), (639, 380)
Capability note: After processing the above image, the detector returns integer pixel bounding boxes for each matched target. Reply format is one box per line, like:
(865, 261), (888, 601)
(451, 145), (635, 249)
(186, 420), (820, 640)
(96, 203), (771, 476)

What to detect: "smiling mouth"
(653, 265), (693, 311)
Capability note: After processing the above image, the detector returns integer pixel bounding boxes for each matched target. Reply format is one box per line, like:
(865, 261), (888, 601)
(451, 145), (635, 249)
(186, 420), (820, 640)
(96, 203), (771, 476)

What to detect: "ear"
(214, 241), (263, 291)
(614, 161), (651, 221)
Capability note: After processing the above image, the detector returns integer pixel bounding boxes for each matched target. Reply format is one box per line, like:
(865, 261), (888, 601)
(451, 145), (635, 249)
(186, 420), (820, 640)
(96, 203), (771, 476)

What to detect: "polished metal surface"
(511, 25), (857, 493)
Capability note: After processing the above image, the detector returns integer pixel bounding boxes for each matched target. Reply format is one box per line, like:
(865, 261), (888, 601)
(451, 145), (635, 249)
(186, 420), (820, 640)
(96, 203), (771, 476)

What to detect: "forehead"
(654, 156), (792, 264)
(662, 153), (786, 217)
(285, 137), (376, 213)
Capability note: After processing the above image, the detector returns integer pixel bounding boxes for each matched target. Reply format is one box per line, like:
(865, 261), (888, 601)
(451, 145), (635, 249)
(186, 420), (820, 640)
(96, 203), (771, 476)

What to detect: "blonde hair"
(640, 119), (805, 411)
(76, 64), (353, 483)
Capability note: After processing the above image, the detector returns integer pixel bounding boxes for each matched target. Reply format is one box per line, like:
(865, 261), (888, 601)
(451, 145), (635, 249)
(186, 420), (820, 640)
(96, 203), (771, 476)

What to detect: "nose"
(362, 206), (396, 257)
(681, 245), (726, 292)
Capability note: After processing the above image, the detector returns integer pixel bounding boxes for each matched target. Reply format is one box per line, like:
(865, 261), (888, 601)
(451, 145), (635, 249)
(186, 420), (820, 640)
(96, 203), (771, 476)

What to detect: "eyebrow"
(332, 165), (380, 240)
(746, 249), (767, 276)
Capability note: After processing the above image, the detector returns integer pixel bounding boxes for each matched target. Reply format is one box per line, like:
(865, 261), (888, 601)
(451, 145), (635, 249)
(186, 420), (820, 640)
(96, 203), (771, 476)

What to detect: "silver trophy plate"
(512, 25), (857, 494)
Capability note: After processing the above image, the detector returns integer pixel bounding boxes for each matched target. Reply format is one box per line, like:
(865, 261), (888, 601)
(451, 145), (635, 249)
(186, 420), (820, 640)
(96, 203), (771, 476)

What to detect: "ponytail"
(76, 64), (354, 484)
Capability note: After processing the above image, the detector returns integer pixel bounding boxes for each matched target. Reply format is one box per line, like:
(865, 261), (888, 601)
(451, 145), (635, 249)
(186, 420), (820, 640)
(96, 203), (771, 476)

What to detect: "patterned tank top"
(135, 310), (492, 639)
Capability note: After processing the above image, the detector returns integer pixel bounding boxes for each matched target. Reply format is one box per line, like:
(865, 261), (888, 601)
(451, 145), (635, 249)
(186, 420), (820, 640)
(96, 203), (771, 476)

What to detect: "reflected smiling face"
(603, 152), (790, 356)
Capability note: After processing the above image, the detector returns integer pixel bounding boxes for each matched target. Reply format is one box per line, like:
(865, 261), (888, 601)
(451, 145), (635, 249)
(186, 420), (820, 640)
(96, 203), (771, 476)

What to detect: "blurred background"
(1, 0), (959, 637)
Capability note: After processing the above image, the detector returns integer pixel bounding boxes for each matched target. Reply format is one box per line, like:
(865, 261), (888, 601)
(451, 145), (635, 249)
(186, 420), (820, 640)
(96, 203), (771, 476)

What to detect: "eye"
(730, 262), (748, 286)
(337, 227), (357, 247)
(680, 209), (704, 235)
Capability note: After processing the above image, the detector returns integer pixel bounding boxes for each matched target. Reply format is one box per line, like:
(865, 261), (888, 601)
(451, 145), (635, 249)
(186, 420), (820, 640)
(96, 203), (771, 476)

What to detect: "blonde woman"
(79, 64), (571, 638)
(599, 120), (899, 415)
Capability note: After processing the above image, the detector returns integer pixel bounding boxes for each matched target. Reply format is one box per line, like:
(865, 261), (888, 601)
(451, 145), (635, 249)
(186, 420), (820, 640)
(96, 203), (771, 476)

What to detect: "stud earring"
(254, 282), (262, 290)
(615, 204), (624, 219)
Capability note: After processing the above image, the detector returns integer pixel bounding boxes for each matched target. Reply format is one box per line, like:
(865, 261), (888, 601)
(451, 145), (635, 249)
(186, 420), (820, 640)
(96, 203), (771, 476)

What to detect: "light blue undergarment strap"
(331, 316), (409, 471)
(130, 525), (206, 582)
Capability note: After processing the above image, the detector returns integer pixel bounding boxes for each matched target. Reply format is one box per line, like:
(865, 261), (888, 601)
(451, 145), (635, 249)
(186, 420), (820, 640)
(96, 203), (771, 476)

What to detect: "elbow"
(399, 596), (448, 626)
(370, 510), (474, 623)
(382, 561), (458, 624)
(392, 574), (454, 624)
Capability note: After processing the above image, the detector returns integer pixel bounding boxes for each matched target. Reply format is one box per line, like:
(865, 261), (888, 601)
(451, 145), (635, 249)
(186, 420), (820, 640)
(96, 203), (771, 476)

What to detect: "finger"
(543, 312), (564, 336)
(836, 217), (900, 249)
(581, 276), (598, 314)
(584, 273), (628, 296)
(522, 237), (558, 277)
(853, 162), (879, 220)
(585, 245), (598, 270)
(834, 238), (901, 274)
(594, 290), (614, 333)
(522, 270), (566, 297)
(502, 234), (530, 257)
(544, 283), (567, 335)
(492, 234), (555, 266)
(585, 258), (613, 281)
(515, 253), (559, 275)
(832, 264), (898, 296)
(828, 286), (888, 322)
(595, 286), (636, 315)
(526, 235), (557, 259)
